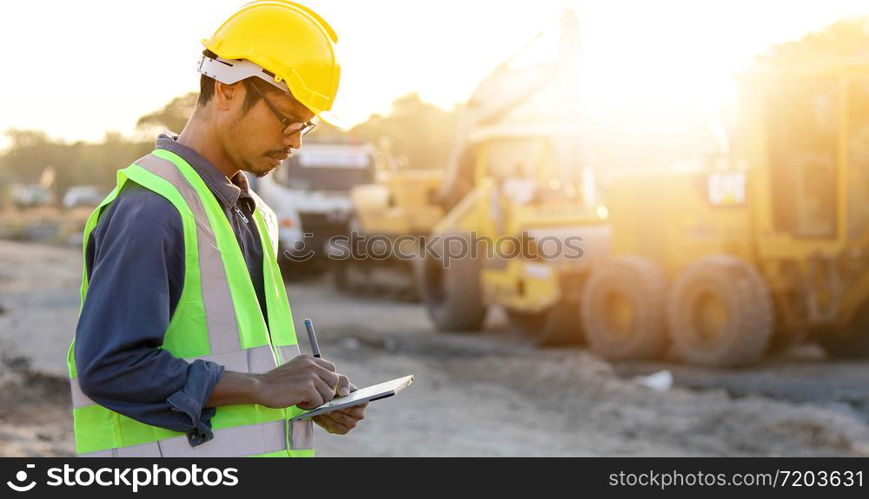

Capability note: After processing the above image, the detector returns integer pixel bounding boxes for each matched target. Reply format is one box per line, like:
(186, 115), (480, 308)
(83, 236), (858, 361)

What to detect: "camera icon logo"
(6, 464), (37, 492)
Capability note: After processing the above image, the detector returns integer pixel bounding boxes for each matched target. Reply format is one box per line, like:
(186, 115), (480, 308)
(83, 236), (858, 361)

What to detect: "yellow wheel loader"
(340, 11), (611, 343)
(415, 11), (613, 345)
(416, 124), (610, 345)
(334, 157), (445, 299)
(581, 58), (869, 365)
(346, 10), (612, 332)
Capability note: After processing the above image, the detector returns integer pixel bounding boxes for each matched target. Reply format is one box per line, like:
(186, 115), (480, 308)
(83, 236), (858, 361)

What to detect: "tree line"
(0, 92), (458, 203)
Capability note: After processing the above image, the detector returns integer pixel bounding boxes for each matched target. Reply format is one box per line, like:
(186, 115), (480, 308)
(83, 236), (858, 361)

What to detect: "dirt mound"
(0, 353), (73, 457)
(436, 350), (869, 456)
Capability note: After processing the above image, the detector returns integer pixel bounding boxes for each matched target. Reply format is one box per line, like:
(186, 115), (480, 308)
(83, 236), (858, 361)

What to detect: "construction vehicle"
(339, 12), (595, 302)
(580, 57), (869, 365)
(330, 139), (445, 298)
(254, 139), (376, 277)
(413, 11), (611, 344)
(416, 125), (610, 344)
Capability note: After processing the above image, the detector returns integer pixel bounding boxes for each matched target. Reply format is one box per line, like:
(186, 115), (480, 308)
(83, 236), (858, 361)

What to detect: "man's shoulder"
(85, 179), (186, 269)
(96, 181), (183, 233)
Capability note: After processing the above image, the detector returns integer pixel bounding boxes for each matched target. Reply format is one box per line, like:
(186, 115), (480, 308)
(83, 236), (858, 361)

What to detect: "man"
(67, 1), (365, 457)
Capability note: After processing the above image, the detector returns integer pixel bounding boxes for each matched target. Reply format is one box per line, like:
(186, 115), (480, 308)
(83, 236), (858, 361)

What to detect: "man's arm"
(207, 354), (349, 410)
(75, 183), (224, 446)
(206, 368), (367, 435)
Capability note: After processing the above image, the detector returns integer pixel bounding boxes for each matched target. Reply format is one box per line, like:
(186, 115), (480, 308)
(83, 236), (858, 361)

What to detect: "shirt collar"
(155, 133), (255, 211)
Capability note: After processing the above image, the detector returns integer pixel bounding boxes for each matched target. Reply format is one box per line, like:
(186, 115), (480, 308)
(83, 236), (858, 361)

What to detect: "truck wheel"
(818, 305), (869, 358)
(667, 255), (773, 366)
(819, 332), (869, 358)
(506, 301), (584, 346)
(277, 243), (320, 282)
(415, 236), (487, 331)
(581, 257), (668, 360)
(332, 261), (366, 293)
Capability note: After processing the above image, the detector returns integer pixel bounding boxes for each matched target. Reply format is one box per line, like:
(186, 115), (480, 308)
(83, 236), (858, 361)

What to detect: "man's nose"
(283, 132), (302, 150)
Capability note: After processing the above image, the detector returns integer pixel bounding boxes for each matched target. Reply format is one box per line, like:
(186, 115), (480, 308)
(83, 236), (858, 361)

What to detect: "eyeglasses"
(248, 82), (318, 136)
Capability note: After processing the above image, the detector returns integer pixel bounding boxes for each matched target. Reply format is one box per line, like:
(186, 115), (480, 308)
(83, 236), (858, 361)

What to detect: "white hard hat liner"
(197, 55), (291, 94)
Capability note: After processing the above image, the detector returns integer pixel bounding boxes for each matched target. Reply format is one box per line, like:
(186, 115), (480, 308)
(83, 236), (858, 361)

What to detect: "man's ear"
(213, 80), (242, 111)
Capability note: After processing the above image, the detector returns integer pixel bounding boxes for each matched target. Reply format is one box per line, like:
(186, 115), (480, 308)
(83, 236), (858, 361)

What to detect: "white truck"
(252, 140), (376, 275)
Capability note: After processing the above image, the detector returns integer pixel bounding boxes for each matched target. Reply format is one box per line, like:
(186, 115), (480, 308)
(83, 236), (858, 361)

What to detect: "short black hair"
(197, 49), (280, 113)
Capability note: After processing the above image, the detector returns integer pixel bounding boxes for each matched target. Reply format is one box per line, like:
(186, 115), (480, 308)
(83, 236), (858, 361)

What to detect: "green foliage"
(136, 92), (198, 134)
(350, 93), (459, 171)
(0, 130), (151, 200)
(0, 91), (459, 203)
(760, 17), (869, 68)
(0, 91), (196, 200)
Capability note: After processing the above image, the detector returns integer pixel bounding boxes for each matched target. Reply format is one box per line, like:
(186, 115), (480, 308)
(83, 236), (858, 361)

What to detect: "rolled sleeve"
(167, 360), (225, 446)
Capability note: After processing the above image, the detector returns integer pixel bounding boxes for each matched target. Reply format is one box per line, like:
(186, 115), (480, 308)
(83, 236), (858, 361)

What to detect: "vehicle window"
(766, 78), (838, 238)
(848, 79), (869, 240)
(487, 138), (547, 180)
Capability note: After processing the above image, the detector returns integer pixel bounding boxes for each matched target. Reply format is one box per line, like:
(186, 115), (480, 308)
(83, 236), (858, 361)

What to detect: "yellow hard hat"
(199, 1), (344, 128)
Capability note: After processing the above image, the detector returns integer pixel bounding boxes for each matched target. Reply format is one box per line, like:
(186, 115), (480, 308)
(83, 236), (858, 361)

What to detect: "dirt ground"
(1, 239), (869, 457)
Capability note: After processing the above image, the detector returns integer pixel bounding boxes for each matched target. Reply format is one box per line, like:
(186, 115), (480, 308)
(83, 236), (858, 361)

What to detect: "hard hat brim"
(198, 54), (347, 130)
(315, 109), (347, 131)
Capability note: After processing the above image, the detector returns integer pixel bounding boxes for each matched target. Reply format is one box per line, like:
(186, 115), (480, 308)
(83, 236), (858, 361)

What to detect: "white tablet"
(289, 375), (415, 420)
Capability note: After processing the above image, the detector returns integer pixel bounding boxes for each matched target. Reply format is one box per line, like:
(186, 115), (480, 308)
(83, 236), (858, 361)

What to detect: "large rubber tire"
(332, 261), (365, 293)
(277, 243), (324, 282)
(332, 261), (350, 290)
(506, 301), (584, 346)
(581, 256), (668, 360)
(667, 255), (773, 367)
(415, 236), (487, 332)
(817, 304), (869, 359)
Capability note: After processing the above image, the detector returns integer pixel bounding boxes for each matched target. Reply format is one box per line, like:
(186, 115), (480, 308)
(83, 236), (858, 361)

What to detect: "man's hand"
(313, 383), (367, 435)
(255, 354), (350, 410)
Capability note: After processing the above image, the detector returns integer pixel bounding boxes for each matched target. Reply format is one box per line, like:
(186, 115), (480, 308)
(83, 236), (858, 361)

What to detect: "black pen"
(304, 318), (321, 358)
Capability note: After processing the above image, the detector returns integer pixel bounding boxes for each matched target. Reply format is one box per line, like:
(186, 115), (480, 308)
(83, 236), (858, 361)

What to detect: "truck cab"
(253, 140), (376, 267)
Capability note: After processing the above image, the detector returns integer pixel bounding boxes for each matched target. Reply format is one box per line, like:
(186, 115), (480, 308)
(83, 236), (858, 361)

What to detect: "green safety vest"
(67, 149), (313, 457)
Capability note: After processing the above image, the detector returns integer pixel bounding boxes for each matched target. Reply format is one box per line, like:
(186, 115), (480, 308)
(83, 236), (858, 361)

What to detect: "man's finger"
(335, 414), (363, 428)
(315, 413), (354, 434)
(312, 376), (336, 404)
(313, 414), (351, 434)
(313, 357), (337, 372)
(315, 365), (340, 388)
(335, 375), (350, 397)
(298, 387), (325, 410)
(336, 404), (366, 418)
(330, 406), (365, 424)
(323, 411), (355, 426)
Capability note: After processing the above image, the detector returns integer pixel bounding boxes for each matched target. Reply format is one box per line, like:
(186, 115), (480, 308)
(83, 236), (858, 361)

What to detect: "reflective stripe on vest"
(67, 150), (312, 457)
(136, 154), (241, 355)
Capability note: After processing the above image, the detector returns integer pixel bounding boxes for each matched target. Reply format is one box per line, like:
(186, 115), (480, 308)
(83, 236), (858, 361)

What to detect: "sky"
(1, 0), (868, 147)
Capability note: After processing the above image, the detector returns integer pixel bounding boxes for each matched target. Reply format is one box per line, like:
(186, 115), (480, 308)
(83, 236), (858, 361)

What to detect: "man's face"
(218, 80), (315, 178)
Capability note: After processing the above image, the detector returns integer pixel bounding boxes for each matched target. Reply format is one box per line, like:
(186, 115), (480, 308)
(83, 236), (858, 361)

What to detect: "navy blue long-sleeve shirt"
(74, 133), (268, 447)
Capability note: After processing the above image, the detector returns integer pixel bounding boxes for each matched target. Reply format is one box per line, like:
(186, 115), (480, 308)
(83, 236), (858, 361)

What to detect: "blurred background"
(2, 0), (869, 457)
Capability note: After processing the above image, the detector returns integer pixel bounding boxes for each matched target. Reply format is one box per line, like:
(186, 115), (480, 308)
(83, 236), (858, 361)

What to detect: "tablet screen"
(290, 375), (414, 420)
